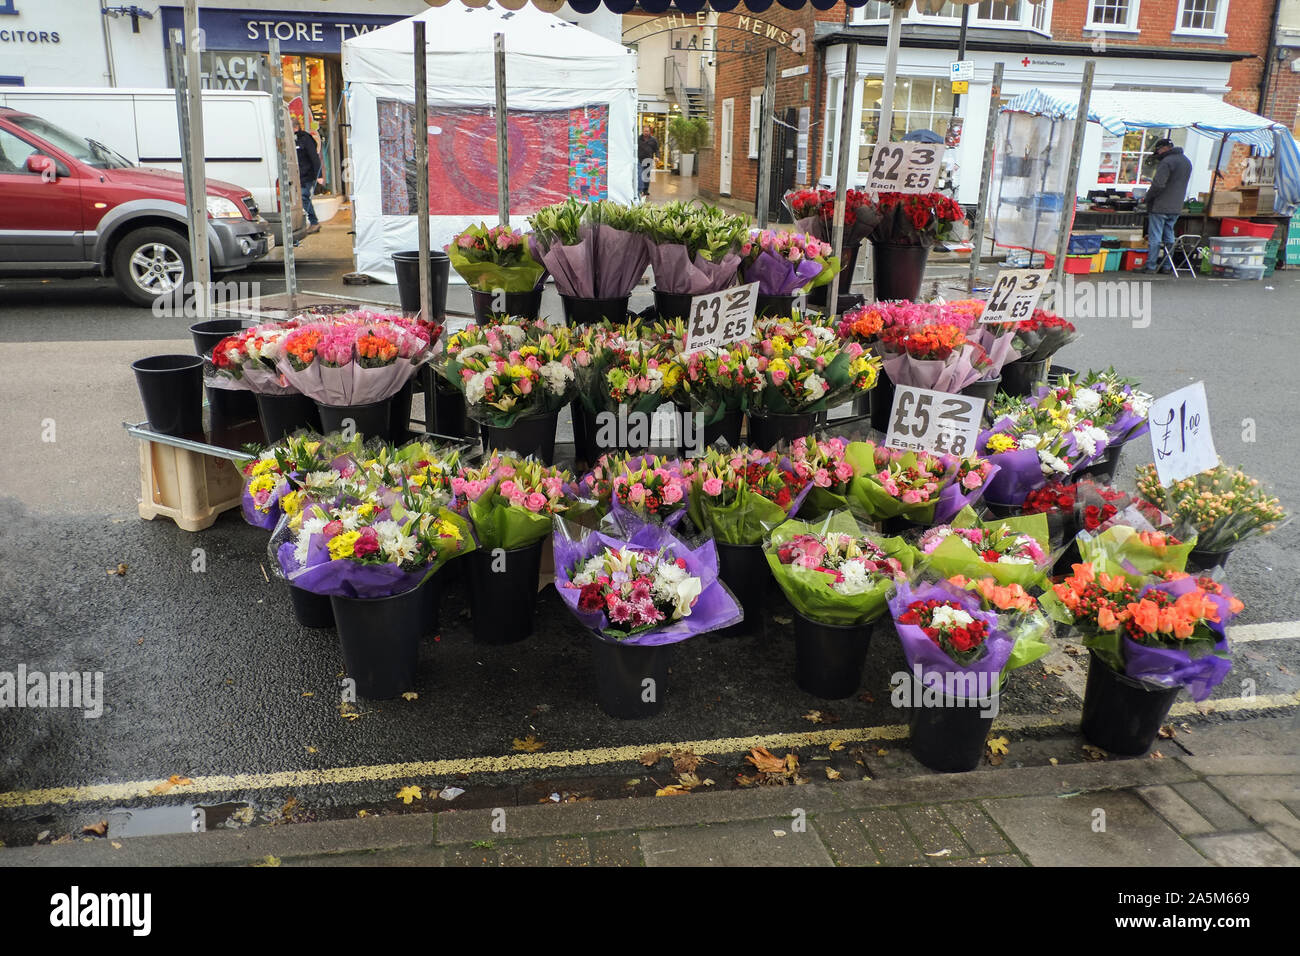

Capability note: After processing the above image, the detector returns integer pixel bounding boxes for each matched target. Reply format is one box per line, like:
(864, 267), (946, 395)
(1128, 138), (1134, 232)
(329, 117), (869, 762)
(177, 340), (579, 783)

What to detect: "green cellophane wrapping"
(797, 485), (850, 520)
(688, 482), (792, 546)
(844, 441), (941, 523)
(919, 508), (1052, 589)
(1000, 609), (1052, 688)
(764, 511), (913, 626)
(467, 495), (554, 552)
(447, 245), (546, 293)
(1076, 524), (1195, 574)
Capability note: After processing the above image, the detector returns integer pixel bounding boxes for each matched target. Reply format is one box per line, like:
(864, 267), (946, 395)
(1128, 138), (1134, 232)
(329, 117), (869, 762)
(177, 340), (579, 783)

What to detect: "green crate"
(1265, 238), (1280, 276)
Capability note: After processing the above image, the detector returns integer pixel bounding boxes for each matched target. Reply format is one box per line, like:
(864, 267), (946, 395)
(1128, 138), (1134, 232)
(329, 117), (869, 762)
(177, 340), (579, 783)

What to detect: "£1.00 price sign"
(1148, 382), (1217, 486)
(685, 282), (759, 352)
(866, 142), (946, 195)
(886, 385), (985, 457)
(981, 269), (1051, 324)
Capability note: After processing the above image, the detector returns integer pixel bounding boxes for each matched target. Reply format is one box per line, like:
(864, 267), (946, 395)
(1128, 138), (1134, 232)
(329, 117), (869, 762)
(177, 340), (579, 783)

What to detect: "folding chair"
(1161, 234), (1201, 278)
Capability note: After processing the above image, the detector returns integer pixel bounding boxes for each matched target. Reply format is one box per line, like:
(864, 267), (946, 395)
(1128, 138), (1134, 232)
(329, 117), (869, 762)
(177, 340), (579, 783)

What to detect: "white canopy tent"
(342, 5), (637, 283)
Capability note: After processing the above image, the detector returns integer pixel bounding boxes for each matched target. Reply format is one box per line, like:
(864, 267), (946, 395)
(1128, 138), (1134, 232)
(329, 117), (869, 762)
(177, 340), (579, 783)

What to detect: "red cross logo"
(1022, 57), (1032, 67)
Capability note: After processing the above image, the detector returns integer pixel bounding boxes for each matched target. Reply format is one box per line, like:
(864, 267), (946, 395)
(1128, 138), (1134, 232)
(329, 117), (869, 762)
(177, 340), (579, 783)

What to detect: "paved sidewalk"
(4, 752), (1296, 868)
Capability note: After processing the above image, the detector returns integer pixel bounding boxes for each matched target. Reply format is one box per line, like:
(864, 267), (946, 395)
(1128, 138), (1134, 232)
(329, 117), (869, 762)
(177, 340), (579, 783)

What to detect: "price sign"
(1148, 382), (1217, 486)
(866, 142), (946, 194)
(980, 268), (1051, 324)
(684, 282), (759, 352)
(885, 386), (985, 458)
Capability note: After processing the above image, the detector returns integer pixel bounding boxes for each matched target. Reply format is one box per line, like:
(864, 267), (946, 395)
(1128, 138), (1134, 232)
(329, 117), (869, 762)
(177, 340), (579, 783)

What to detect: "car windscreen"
(8, 115), (134, 170)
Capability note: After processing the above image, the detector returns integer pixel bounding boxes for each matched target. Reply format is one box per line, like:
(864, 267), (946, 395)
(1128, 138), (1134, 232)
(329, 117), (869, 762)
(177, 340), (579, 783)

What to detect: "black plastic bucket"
(468, 540), (544, 644)
(792, 611), (873, 699)
(880, 515), (926, 536)
(389, 380), (414, 442)
(870, 370), (896, 433)
(422, 569), (443, 636)
(756, 293), (795, 319)
(433, 378), (474, 437)
(316, 397), (392, 440)
(1080, 651), (1181, 755)
(255, 391), (321, 444)
(330, 583), (426, 700)
(392, 250), (450, 319)
(851, 391), (873, 419)
(1187, 547), (1233, 573)
(999, 358), (1050, 397)
(1046, 364), (1076, 387)
(206, 385), (258, 424)
(470, 287), (542, 323)
(289, 584), (335, 629)
(590, 634), (671, 719)
(808, 243), (860, 309)
(982, 500), (1021, 520)
(871, 241), (930, 303)
(909, 692), (997, 773)
(561, 294), (631, 326)
(747, 411), (819, 451)
(713, 541), (769, 639)
(484, 410), (558, 464)
(684, 408), (743, 456)
(961, 376), (1001, 410)
(652, 287), (695, 322)
(189, 319), (245, 358)
(132, 354), (204, 436)
(1078, 443), (1123, 482)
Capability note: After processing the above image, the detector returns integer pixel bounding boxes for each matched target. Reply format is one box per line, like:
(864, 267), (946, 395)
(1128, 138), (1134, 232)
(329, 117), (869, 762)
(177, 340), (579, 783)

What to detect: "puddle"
(0, 801), (260, 847)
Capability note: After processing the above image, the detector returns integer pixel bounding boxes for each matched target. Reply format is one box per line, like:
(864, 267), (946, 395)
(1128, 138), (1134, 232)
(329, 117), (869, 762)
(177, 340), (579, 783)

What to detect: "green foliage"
(668, 115), (710, 154)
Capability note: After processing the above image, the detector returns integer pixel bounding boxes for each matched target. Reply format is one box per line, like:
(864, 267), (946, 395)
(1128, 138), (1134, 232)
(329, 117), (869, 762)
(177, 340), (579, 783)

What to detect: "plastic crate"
(1211, 263), (1266, 280)
(1103, 249), (1123, 271)
(1089, 251), (1107, 273)
(1219, 218), (1276, 239)
(1264, 238), (1280, 276)
(1065, 254), (1094, 274)
(1004, 250), (1055, 268)
(1122, 250), (1148, 271)
(1068, 234), (1104, 254)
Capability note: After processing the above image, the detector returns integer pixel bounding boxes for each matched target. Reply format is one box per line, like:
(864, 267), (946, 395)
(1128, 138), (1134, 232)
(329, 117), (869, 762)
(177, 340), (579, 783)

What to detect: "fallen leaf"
(825, 767), (843, 780)
(35, 830), (49, 843)
(300, 691), (314, 698)
(828, 739), (845, 752)
(82, 821), (108, 837)
(876, 748), (890, 757)
(857, 691), (876, 704)
(802, 710), (825, 723)
(150, 774), (194, 795)
(1042, 663), (1066, 676)
(230, 807), (254, 826)
(512, 735), (545, 752)
(254, 855), (281, 867)
(1151, 750), (1165, 760)
(1048, 757), (1059, 766)
(51, 835), (73, 845)
(671, 749), (700, 774)
(676, 772), (704, 789)
(1082, 744), (1107, 761)
(987, 736), (1010, 756)
(110, 841), (122, 849)
(773, 614), (792, 625)
(279, 797), (300, 820)
(106, 563), (128, 576)
(396, 786), (423, 804)
(772, 829), (787, 837)
(655, 785), (689, 797)
(638, 749), (664, 767)
(734, 773), (758, 788)
(746, 747), (786, 774)
(1063, 644), (1084, 656)
(925, 848), (952, 858)
(402, 692), (419, 701)
(305, 745), (317, 754)
(357, 810), (368, 818)
(1157, 724), (1176, 739)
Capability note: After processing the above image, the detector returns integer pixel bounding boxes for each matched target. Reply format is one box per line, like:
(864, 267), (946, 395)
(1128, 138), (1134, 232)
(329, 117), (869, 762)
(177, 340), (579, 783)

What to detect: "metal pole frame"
(967, 61), (1004, 293)
(877, 2), (906, 145)
(754, 47), (778, 227)
(414, 20), (435, 433)
(1047, 60), (1096, 308)
(180, 0), (210, 313)
(825, 42), (858, 321)
(266, 38), (298, 308)
(495, 33), (510, 227)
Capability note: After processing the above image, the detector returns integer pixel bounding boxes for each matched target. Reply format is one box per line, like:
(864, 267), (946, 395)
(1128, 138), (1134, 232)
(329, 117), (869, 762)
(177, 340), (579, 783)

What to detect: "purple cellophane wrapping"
(887, 580), (1012, 700)
(1122, 576), (1233, 701)
(277, 539), (428, 599)
(647, 242), (742, 295)
(743, 250), (823, 296)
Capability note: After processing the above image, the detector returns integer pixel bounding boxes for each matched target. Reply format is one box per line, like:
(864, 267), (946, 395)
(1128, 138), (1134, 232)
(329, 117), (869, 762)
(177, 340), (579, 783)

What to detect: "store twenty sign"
(159, 7), (402, 55)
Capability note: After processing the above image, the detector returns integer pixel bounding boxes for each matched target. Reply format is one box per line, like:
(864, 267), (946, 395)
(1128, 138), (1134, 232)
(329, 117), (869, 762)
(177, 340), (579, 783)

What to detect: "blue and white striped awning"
(1002, 88), (1300, 214)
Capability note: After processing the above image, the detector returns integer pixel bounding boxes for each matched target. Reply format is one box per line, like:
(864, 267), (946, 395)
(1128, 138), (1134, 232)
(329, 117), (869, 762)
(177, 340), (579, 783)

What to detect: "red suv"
(0, 106), (270, 306)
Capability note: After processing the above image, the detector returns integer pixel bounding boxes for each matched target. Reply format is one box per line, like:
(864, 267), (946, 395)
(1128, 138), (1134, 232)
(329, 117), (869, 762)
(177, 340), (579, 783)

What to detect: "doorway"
(720, 97), (734, 196)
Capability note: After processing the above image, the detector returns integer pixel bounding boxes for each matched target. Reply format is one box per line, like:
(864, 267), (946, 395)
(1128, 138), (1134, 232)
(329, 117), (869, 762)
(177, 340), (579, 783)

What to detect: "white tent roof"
(343, 5), (636, 92)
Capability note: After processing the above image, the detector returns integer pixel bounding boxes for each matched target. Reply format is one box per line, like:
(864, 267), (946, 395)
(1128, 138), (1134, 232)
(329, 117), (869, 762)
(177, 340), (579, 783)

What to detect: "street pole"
(414, 20), (435, 433)
(755, 47), (778, 227)
(266, 38), (298, 309)
(877, 2), (906, 144)
(825, 42), (858, 321)
(1047, 59), (1096, 307)
(181, 0), (210, 314)
(967, 60), (1004, 293)
(495, 33), (510, 227)
(952, 4), (968, 115)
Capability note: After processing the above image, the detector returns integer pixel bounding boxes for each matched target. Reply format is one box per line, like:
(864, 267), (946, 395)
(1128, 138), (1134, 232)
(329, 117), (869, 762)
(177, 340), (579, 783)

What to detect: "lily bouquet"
(670, 341), (764, 426)
(914, 510), (1051, 589)
(527, 198), (650, 298)
(453, 453), (576, 551)
(788, 435), (856, 518)
(446, 222), (546, 293)
(434, 325), (577, 428)
(579, 452), (690, 532)
(240, 431), (363, 530)
(638, 201), (749, 294)
(843, 440), (998, 526)
(748, 324), (879, 416)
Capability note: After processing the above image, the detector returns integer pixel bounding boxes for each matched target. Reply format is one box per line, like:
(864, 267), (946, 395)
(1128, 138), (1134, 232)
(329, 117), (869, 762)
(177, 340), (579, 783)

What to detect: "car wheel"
(111, 226), (192, 308)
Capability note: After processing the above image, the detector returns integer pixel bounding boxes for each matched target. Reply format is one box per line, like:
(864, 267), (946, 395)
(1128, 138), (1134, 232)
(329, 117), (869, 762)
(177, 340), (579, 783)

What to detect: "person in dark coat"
(637, 126), (659, 198)
(293, 113), (323, 231)
(1143, 138), (1192, 273)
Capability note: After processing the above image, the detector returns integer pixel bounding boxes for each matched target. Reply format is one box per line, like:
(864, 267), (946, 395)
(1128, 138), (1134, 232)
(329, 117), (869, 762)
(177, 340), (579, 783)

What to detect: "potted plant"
(765, 511), (912, 699)
(668, 115), (709, 178)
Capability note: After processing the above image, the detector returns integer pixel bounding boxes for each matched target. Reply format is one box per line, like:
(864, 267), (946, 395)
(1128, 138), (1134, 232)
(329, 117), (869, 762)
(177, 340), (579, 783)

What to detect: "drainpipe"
(100, 8), (118, 86)
(1258, 0), (1284, 117)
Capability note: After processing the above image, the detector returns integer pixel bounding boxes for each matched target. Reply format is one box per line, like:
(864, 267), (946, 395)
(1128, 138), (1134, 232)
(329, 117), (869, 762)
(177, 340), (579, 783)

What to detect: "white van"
(0, 87), (302, 234)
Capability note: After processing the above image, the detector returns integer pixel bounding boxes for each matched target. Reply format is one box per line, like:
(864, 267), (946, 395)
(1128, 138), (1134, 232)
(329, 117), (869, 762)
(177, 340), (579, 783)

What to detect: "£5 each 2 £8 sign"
(684, 282), (759, 352)
(886, 385), (985, 457)
(865, 142), (946, 195)
(1148, 381), (1217, 486)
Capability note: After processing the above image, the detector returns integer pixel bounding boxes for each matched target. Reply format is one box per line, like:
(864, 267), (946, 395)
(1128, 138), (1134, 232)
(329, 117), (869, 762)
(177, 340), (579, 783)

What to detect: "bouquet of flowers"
(876, 320), (993, 393)
(209, 320), (303, 395)
(748, 325), (878, 415)
(785, 187), (882, 250)
(978, 400), (1110, 504)
(789, 435), (856, 517)
(446, 222), (546, 293)
(844, 441), (998, 526)
(278, 316), (431, 406)
(915, 511), (1051, 589)
(1076, 525), (1193, 574)
(356, 438), (466, 510)
(638, 201), (749, 295)
(274, 490), (475, 598)
(1135, 462), (1288, 553)
(453, 454), (575, 551)
(870, 192), (967, 247)
(580, 452), (690, 532)
(1045, 563), (1239, 700)
(887, 580), (1010, 697)
(670, 341), (764, 427)
(527, 198), (650, 299)
(684, 446), (811, 545)
(1037, 369), (1152, 448)
(836, 302), (887, 349)
(949, 575), (1053, 682)
(435, 325), (577, 428)
(764, 511), (911, 626)
(240, 431), (363, 529)
(740, 229), (838, 296)
(1011, 308), (1078, 363)
(553, 521), (741, 644)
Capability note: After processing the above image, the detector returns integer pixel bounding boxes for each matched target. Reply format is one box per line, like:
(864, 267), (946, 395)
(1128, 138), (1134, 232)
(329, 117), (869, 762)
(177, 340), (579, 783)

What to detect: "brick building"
(698, 0), (1281, 213)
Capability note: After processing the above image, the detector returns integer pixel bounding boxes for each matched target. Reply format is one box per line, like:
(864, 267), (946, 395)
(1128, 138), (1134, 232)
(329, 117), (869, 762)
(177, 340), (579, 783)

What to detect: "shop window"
(822, 76), (841, 179)
(856, 76), (953, 170)
(1087, 0), (1140, 30)
(1175, 0), (1228, 34)
(1096, 127), (1186, 186)
(749, 94), (761, 160)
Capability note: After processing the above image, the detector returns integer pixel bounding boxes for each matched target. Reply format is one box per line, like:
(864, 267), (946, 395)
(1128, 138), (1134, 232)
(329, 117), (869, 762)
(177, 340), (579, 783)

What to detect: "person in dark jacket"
(1143, 138), (1192, 273)
(637, 127), (659, 198)
(293, 114), (323, 232)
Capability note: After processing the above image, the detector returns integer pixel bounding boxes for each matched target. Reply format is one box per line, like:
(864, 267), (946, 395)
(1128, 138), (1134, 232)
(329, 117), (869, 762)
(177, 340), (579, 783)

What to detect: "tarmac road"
(0, 257), (1296, 838)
